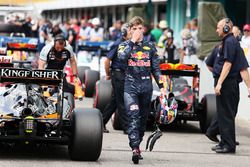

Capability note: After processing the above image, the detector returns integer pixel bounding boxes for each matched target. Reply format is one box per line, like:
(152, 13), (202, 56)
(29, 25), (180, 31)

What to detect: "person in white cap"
(157, 20), (169, 48)
(151, 20), (168, 43)
(89, 18), (104, 42)
(241, 24), (250, 58)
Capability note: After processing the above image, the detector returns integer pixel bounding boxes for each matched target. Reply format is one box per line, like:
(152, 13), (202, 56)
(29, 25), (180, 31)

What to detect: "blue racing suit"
(117, 40), (163, 150)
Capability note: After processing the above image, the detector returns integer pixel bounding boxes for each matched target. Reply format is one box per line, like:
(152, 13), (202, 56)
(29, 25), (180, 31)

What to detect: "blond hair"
(128, 16), (144, 28)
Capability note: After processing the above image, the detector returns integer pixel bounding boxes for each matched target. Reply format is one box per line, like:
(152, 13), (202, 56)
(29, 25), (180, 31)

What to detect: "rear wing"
(0, 68), (63, 85)
(160, 63), (199, 77)
(0, 36), (38, 52)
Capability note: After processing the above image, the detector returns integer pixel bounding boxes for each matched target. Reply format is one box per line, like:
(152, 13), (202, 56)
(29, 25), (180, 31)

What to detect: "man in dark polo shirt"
(102, 23), (130, 134)
(205, 24), (250, 146)
(205, 18), (249, 154)
(38, 34), (78, 96)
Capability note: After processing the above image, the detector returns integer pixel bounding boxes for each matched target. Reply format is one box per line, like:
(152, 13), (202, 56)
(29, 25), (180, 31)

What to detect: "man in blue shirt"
(102, 23), (130, 134)
(205, 29), (250, 145)
(110, 20), (123, 41)
(205, 18), (249, 154)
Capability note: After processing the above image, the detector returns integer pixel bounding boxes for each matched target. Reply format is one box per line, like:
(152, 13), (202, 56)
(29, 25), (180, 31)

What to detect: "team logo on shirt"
(49, 51), (68, 61)
(50, 55), (67, 61)
(130, 51), (149, 60)
(143, 46), (151, 50)
(128, 59), (150, 67)
(118, 45), (125, 53)
(128, 51), (150, 67)
(61, 51), (68, 59)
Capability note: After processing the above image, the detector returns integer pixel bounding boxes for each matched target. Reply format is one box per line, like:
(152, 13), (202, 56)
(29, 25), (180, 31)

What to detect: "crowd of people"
(7, 15), (200, 62)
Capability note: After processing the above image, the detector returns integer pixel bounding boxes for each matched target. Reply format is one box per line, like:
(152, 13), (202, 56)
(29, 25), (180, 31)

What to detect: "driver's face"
(130, 24), (144, 35)
(54, 40), (65, 52)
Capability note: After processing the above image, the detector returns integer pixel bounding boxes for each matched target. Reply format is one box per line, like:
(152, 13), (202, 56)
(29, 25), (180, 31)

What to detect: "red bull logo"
(131, 51), (149, 60)
(160, 63), (196, 70)
(128, 60), (150, 67)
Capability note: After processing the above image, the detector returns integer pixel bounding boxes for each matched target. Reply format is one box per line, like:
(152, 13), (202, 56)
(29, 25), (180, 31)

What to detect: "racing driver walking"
(117, 16), (165, 164)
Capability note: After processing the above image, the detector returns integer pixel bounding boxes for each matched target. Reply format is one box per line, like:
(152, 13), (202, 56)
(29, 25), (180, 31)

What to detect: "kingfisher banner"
(0, 68), (63, 85)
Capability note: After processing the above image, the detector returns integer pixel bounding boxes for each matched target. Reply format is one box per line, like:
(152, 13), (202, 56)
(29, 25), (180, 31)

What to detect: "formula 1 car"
(156, 63), (216, 133)
(94, 63), (217, 134)
(1, 35), (85, 101)
(0, 34), (38, 69)
(0, 64), (103, 161)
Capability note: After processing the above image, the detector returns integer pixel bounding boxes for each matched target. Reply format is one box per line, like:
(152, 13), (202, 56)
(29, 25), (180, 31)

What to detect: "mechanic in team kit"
(102, 23), (130, 134)
(117, 16), (165, 164)
(205, 22), (250, 145)
(206, 18), (249, 154)
(38, 34), (78, 95)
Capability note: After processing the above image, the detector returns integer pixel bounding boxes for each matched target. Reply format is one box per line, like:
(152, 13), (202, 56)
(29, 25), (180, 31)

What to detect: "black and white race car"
(0, 65), (103, 161)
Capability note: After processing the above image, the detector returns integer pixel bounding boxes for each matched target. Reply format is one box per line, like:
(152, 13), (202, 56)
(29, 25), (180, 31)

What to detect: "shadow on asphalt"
(146, 121), (202, 134)
(0, 144), (69, 160)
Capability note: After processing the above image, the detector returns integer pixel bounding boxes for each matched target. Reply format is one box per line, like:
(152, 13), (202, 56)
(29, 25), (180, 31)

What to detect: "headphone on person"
(223, 18), (231, 34)
(54, 34), (66, 46)
(121, 23), (129, 37)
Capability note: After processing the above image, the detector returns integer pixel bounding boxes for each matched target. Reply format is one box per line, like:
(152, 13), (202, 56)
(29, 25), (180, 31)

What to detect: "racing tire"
(68, 108), (103, 161)
(199, 94), (217, 133)
(111, 111), (122, 130)
(93, 79), (112, 113)
(84, 69), (100, 97)
(77, 66), (90, 83)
